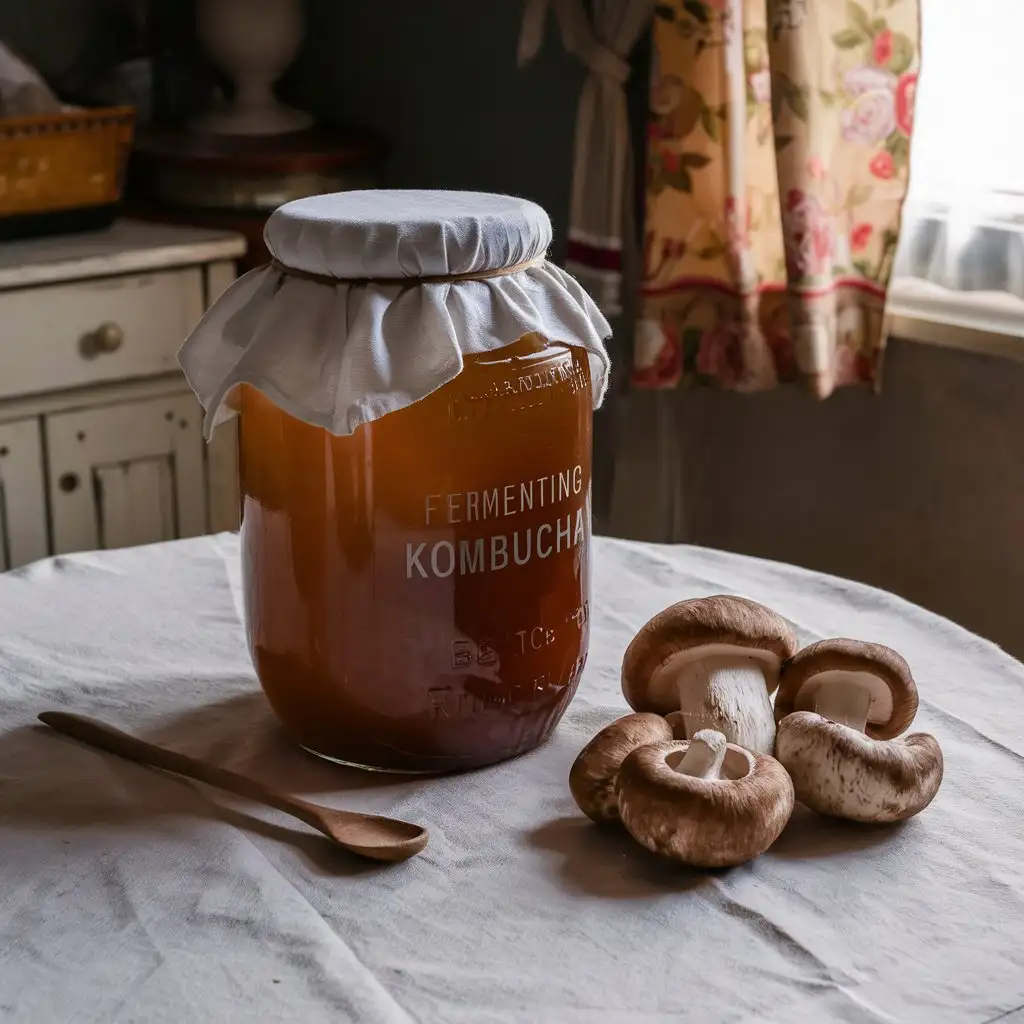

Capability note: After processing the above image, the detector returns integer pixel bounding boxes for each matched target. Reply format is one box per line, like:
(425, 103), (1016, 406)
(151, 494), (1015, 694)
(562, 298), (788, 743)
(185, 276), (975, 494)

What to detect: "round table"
(2, 535), (1022, 1023)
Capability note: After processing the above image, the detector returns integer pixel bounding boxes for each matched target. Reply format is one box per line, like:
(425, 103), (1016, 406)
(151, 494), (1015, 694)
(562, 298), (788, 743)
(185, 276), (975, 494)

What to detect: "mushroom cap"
(615, 739), (795, 868)
(774, 639), (918, 739)
(621, 596), (798, 715)
(775, 711), (943, 823)
(568, 713), (674, 823)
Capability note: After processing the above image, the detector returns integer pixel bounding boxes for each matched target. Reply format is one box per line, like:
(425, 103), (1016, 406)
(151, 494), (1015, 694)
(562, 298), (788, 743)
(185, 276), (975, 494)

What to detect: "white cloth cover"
(178, 190), (612, 439)
(3, 535), (1024, 1022)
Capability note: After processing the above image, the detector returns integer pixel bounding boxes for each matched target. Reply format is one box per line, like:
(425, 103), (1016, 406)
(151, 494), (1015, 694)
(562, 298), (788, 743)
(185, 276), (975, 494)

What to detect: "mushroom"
(772, 638), (918, 738)
(664, 711), (686, 739)
(775, 712), (943, 823)
(616, 730), (795, 868)
(569, 713), (674, 823)
(773, 639), (942, 822)
(621, 596), (797, 754)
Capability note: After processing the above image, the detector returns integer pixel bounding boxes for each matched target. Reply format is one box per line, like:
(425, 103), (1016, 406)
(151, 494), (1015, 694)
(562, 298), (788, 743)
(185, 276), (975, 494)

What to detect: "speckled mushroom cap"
(774, 639), (918, 740)
(569, 713), (674, 824)
(621, 596), (798, 715)
(775, 711), (943, 823)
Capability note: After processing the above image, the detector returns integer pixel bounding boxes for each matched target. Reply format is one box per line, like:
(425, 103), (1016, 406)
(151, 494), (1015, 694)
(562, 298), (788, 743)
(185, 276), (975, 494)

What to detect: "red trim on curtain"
(566, 238), (623, 273)
(642, 276), (888, 300)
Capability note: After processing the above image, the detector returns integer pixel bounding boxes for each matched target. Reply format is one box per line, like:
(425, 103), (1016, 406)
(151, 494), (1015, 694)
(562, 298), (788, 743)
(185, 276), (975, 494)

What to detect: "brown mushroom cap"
(569, 713), (674, 823)
(621, 596), (798, 714)
(616, 738), (795, 868)
(775, 711), (943, 823)
(774, 639), (918, 739)
(664, 710), (687, 739)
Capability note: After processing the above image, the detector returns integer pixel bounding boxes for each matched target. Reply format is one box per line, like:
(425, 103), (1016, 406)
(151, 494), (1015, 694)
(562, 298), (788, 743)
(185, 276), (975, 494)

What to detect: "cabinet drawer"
(0, 269), (204, 400)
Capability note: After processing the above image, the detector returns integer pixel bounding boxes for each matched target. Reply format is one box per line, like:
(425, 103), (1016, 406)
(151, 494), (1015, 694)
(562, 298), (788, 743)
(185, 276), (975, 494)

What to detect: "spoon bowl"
(311, 806), (429, 862)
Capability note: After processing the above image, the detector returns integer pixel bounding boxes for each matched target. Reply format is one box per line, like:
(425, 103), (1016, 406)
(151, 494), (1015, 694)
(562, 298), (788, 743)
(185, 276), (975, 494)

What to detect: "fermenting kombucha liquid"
(238, 333), (592, 772)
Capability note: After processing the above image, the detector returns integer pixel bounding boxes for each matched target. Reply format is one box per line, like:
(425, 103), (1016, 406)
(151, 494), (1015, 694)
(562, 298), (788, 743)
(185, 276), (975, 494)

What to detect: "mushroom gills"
(794, 670), (893, 733)
(652, 648), (777, 754)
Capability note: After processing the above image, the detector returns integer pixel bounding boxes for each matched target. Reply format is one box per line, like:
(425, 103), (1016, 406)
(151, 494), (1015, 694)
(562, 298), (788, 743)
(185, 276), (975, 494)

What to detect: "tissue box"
(0, 106), (135, 240)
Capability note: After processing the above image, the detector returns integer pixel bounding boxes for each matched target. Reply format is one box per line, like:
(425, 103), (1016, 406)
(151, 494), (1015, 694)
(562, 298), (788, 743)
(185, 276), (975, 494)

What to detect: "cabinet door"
(0, 418), (48, 570)
(46, 394), (206, 555)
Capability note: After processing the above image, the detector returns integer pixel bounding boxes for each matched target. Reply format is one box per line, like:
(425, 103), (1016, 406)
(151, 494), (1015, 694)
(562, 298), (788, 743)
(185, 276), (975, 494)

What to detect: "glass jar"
(238, 332), (593, 772)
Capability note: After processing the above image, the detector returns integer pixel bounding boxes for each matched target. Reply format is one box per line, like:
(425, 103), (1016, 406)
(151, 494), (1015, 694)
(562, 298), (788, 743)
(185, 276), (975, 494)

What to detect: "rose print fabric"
(635, 0), (920, 396)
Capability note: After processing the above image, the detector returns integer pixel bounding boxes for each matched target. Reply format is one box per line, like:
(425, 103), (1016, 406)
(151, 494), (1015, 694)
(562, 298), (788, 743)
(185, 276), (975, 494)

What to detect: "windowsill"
(886, 277), (1024, 363)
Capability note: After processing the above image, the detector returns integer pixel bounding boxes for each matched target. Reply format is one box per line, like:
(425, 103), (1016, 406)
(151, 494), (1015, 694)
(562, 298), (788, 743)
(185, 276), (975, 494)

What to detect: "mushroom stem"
(811, 682), (873, 733)
(673, 730), (727, 780)
(675, 657), (776, 754)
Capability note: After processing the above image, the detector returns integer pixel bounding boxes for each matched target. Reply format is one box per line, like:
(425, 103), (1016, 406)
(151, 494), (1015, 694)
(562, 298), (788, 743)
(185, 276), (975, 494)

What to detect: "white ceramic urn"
(191, 0), (313, 135)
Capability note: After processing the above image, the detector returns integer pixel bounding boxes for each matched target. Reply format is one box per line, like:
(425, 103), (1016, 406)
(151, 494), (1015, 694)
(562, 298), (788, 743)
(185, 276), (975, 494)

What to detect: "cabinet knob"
(91, 322), (125, 354)
(59, 472), (80, 493)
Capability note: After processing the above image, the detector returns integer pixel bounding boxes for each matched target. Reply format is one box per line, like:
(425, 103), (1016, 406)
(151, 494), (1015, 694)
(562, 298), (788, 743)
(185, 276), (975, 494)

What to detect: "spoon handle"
(38, 711), (325, 834)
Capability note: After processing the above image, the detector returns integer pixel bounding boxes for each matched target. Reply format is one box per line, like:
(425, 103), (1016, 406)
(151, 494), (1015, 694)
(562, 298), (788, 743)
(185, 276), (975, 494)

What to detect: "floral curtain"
(634, 0), (920, 397)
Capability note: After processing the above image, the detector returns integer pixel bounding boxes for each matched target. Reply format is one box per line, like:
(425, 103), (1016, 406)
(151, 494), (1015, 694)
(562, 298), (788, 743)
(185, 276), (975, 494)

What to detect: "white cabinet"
(0, 418), (48, 570)
(46, 394), (207, 554)
(0, 220), (247, 569)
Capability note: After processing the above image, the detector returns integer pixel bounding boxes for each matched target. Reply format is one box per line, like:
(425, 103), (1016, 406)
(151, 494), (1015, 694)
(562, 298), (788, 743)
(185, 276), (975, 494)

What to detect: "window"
(893, 0), (1024, 321)
(911, 0), (1024, 203)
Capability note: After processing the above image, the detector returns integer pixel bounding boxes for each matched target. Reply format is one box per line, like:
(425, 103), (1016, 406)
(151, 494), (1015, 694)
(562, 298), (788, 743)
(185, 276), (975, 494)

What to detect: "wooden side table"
(127, 126), (387, 272)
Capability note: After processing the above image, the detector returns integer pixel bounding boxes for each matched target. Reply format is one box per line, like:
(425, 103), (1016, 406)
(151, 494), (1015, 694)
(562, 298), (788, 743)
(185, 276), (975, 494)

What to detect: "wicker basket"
(0, 105), (135, 240)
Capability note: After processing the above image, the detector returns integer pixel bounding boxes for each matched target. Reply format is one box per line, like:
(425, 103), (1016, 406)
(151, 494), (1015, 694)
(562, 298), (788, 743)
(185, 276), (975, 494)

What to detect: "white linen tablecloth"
(2, 535), (1023, 1024)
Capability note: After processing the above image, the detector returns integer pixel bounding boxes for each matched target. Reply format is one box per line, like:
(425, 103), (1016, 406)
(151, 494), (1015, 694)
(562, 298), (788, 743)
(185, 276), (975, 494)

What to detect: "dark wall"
(612, 338), (1024, 661)
(0, 0), (147, 102)
(295, 1), (585, 266)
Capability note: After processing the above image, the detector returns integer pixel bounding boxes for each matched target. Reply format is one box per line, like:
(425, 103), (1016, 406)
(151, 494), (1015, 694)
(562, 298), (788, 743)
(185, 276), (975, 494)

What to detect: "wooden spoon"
(38, 711), (428, 863)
